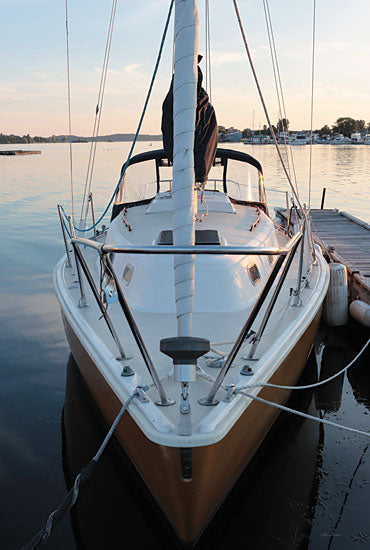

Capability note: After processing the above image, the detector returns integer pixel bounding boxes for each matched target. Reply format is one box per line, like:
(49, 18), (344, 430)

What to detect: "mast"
(172, 0), (199, 337)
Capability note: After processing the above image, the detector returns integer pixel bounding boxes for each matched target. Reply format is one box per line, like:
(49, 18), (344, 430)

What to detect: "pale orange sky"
(2, 0), (370, 136)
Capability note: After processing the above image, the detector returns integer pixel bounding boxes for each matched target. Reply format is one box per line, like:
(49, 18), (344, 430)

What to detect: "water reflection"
(2, 141), (370, 548)
(314, 325), (349, 413)
(309, 322), (370, 549)
(62, 321), (370, 549)
(62, 356), (177, 550)
(63, 353), (324, 549)
(346, 334), (370, 413)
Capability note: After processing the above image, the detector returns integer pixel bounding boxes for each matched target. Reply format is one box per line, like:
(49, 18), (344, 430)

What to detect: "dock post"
(320, 187), (326, 209)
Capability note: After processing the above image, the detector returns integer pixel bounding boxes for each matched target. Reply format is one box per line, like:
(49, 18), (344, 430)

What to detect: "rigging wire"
(262, 0), (291, 180)
(264, 0), (299, 197)
(65, 0), (75, 225)
(263, 0), (300, 198)
(80, 0), (118, 224)
(308, 0), (317, 211)
(204, 0), (208, 91)
(69, 0), (175, 233)
(232, 0), (303, 213)
(205, 0), (212, 102)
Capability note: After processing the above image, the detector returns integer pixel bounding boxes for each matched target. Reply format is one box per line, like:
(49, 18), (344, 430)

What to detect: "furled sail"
(162, 58), (218, 185)
(172, 0), (199, 336)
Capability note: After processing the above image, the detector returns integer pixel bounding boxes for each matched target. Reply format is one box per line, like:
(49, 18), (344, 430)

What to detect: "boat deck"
(55, 205), (328, 447)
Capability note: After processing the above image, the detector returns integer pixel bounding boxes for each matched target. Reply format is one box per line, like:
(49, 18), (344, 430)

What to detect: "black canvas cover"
(161, 61), (218, 184)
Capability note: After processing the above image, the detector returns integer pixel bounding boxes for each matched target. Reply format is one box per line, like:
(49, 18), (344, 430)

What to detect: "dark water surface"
(0, 143), (369, 549)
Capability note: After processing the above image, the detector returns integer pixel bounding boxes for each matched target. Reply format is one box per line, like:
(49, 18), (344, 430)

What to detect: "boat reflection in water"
(346, 330), (370, 413)
(62, 355), (175, 550)
(62, 346), (340, 549)
(314, 326), (347, 414)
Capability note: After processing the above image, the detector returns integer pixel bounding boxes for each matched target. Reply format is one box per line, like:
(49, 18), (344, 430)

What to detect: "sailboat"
(62, 354), (323, 549)
(54, 0), (329, 544)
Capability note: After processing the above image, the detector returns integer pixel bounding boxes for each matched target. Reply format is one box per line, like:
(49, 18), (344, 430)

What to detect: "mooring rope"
(19, 389), (139, 550)
(198, 337), (370, 438)
(237, 388), (370, 438)
(236, 338), (370, 392)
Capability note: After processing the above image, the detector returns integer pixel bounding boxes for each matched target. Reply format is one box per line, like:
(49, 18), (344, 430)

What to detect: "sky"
(2, 0), (370, 137)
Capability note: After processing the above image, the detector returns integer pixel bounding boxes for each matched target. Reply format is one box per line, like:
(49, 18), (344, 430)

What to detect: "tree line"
(0, 133), (64, 144)
(219, 117), (370, 139)
(3, 117), (370, 145)
(315, 117), (370, 137)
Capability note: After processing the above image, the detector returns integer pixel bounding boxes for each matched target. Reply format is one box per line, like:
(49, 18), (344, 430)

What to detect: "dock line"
(19, 388), (140, 550)
(236, 388), (370, 439)
(237, 338), (369, 391)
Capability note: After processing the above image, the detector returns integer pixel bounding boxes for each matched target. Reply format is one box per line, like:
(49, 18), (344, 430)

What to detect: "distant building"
(218, 127), (242, 142)
(225, 130), (242, 142)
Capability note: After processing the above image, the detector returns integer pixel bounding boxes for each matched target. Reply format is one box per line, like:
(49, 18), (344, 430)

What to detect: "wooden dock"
(276, 208), (370, 304)
(0, 150), (41, 155)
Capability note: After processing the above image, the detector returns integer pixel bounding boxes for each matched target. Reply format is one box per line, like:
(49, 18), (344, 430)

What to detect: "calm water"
(0, 142), (369, 549)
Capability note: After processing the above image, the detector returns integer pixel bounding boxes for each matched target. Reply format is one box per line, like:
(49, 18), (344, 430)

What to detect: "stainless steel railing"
(58, 207), (305, 406)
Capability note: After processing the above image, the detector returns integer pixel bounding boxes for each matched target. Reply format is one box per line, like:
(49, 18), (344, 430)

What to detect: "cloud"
(317, 41), (348, 54)
(212, 51), (245, 66)
(123, 63), (141, 74)
(94, 67), (121, 76)
(211, 46), (269, 67)
(94, 63), (143, 78)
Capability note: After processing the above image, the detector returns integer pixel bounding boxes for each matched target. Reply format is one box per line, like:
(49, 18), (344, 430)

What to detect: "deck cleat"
(223, 384), (236, 402)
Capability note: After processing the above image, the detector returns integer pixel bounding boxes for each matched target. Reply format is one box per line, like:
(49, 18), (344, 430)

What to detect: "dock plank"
(276, 207), (370, 303)
(311, 209), (370, 303)
(0, 150), (41, 155)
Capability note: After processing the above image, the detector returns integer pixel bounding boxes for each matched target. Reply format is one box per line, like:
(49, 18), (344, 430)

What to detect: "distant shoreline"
(0, 133), (162, 144)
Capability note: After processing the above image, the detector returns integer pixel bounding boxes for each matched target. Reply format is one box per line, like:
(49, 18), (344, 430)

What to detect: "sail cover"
(162, 59), (218, 184)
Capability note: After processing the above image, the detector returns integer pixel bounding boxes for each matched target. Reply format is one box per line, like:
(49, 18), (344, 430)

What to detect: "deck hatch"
(158, 229), (222, 246)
